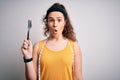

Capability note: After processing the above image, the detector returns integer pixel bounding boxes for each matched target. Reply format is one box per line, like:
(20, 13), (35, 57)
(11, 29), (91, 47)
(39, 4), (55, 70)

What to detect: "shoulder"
(33, 41), (39, 50)
(68, 39), (75, 46)
(68, 39), (79, 48)
(33, 39), (45, 48)
(74, 40), (82, 56)
(74, 40), (80, 48)
(33, 39), (46, 54)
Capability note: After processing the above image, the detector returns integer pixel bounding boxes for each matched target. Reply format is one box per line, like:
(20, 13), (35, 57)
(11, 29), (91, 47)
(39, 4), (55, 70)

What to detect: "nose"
(53, 21), (58, 28)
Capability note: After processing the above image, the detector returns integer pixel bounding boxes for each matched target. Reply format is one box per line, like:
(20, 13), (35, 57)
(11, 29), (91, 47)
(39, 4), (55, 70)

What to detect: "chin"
(51, 34), (59, 38)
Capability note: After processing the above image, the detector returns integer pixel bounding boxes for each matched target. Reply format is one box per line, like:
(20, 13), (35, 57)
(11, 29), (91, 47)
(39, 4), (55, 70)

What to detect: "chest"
(46, 40), (68, 51)
(40, 45), (73, 68)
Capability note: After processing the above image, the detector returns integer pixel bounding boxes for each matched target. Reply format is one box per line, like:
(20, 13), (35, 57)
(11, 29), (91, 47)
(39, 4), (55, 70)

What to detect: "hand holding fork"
(21, 20), (33, 59)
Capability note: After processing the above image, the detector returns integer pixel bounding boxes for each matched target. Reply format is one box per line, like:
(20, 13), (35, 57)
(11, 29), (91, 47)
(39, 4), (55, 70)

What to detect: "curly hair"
(43, 3), (76, 41)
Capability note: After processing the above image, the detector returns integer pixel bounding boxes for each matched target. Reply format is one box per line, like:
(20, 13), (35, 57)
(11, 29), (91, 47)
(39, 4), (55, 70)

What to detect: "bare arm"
(73, 41), (82, 80)
(21, 40), (39, 80)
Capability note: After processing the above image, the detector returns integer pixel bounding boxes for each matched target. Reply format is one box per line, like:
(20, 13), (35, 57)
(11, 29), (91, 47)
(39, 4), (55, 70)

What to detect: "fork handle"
(27, 30), (29, 40)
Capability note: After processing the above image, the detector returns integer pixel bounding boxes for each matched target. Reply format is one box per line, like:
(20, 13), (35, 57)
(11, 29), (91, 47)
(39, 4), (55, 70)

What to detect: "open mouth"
(53, 29), (58, 33)
(54, 30), (57, 32)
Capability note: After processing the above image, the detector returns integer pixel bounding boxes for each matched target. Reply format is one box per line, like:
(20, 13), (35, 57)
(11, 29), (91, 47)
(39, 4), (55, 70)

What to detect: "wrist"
(23, 54), (32, 59)
(23, 57), (33, 63)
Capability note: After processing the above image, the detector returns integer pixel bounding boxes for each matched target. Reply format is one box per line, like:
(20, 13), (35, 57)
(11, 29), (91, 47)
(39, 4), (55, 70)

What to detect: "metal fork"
(27, 20), (32, 40)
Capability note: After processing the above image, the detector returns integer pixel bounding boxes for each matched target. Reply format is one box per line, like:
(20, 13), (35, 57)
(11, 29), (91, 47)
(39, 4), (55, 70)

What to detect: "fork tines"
(28, 20), (32, 28)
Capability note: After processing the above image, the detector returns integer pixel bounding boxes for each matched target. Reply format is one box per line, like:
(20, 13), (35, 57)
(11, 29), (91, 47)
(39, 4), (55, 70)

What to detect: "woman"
(21, 3), (82, 80)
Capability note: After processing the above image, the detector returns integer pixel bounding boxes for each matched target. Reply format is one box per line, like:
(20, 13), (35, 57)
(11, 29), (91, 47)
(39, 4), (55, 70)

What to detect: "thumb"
(28, 39), (32, 47)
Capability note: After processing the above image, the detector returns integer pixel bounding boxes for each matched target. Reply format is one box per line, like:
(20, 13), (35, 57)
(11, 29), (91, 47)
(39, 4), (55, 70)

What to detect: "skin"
(21, 11), (82, 80)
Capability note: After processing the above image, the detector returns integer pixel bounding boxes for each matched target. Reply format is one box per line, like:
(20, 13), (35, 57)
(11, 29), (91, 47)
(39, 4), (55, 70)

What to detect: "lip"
(53, 29), (58, 34)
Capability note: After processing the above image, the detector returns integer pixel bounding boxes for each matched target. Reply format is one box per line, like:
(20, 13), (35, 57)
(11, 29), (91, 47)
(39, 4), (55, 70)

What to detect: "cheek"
(60, 22), (65, 31)
(60, 26), (64, 31)
(47, 23), (53, 30)
(47, 22), (51, 27)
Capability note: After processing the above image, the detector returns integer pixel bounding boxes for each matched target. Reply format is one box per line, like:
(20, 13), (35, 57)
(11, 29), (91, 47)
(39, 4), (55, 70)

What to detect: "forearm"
(73, 72), (82, 80)
(25, 61), (37, 80)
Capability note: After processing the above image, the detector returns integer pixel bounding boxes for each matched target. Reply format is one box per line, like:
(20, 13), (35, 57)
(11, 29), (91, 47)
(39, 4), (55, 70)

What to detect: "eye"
(48, 18), (54, 22)
(48, 19), (54, 22)
(58, 19), (62, 22)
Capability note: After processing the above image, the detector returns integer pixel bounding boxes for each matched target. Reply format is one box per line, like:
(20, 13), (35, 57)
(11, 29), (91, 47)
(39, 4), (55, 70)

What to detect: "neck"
(48, 35), (66, 41)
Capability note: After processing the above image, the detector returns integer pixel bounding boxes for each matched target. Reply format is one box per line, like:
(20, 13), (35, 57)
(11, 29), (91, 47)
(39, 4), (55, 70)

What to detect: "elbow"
(76, 77), (82, 80)
(78, 78), (82, 80)
(77, 75), (82, 80)
(26, 76), (37, 80)
(73, 74), (82, 80)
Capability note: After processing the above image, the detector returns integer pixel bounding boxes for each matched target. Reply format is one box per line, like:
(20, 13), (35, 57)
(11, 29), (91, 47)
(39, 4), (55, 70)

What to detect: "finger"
(21, 44), (28, 49)
(23, 41), (27, 46)
(23, 39), (31, 47)
(28, 39), (32, 46)
(22, 42), (29, 49)
(24, 39), (29, 44)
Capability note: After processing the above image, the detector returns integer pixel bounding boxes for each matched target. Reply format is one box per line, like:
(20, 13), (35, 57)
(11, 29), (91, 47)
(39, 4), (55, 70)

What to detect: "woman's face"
(47, 11), (66, 38)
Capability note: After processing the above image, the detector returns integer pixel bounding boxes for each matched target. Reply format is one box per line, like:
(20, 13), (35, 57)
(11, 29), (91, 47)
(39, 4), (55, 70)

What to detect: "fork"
(27, 20), (32, 40)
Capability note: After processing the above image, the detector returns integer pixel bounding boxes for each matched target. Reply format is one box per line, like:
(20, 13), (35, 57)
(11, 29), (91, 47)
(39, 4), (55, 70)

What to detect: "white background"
(0, 0), (120, 80)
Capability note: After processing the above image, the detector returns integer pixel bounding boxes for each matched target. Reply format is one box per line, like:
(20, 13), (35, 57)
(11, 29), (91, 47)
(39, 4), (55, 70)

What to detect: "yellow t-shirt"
(38, 39), (75, 80)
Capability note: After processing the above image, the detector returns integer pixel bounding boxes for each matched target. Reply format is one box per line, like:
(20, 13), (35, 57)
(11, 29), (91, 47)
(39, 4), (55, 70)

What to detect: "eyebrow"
(48, 17), (62, 19)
